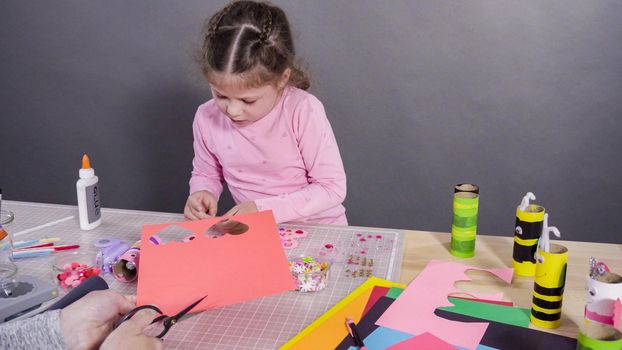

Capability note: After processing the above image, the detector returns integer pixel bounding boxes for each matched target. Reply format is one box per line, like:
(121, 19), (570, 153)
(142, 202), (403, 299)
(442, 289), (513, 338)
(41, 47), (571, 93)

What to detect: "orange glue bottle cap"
(79, 154), (95, 179)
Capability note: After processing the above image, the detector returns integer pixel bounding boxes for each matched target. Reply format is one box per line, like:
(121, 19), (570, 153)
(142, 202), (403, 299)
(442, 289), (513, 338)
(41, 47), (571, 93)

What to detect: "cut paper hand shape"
(137, 211), (294, 315)
(376, 260), (513, 350)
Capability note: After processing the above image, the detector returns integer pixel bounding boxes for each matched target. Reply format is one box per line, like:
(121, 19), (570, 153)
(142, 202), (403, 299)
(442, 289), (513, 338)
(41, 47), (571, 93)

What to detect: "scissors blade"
(172, 295), (208, 321)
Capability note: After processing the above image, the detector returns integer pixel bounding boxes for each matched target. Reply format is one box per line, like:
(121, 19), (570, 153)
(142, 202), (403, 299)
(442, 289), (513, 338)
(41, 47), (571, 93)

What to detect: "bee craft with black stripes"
(512, 192), (545, 276)
(530, 214), (567, 329)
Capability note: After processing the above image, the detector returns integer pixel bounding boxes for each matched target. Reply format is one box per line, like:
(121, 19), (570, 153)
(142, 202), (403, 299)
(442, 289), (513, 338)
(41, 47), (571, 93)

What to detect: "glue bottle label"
(85, 184), (101, 223)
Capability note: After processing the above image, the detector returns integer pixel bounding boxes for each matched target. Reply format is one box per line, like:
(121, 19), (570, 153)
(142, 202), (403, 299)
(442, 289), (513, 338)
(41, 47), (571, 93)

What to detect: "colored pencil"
(12, 250), (52, 259)
(13, 237), (61, 248)
(14, 244), (80, 253)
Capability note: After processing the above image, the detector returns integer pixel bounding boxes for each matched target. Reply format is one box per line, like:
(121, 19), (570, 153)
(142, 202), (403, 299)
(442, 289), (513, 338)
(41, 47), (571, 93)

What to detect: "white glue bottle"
(76, 154), (102, 230)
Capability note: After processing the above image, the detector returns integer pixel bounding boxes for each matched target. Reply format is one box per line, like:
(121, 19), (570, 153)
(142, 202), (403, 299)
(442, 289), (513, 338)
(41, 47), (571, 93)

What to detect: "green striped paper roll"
(451, 184), (479, 258)
(577, 322), (622, 350)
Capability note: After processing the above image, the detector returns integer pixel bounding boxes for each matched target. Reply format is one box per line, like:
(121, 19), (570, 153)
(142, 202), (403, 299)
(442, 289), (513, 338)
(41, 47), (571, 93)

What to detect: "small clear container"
(52, 251), (101, 290)
(289, 256), (330, 292)
(0, 210), (17, 297)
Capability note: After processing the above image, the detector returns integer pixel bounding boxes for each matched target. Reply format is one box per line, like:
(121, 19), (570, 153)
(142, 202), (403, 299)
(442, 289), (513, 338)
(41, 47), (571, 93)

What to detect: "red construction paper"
(136, 211), (294, 315)
(387, 332), (457, 350)
(363, 286), (391, 316)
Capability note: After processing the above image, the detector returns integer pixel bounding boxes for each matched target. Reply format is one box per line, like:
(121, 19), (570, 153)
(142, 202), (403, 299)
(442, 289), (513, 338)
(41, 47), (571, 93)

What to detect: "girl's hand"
(224, 201), (258, 217)
(184, 190), (218, 220)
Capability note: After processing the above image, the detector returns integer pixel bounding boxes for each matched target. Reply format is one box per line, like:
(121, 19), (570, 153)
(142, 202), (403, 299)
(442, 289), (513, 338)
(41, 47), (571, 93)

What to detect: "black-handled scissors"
(116, 295), (207, 338)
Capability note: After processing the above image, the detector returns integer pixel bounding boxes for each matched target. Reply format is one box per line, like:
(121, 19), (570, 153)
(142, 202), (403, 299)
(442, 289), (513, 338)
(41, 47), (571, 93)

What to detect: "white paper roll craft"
(586, 257), (622, 328)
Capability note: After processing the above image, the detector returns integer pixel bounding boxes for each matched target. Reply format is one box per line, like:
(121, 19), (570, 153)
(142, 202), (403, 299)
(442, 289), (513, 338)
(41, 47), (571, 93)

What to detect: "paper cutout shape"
(137, 211), (294, 315)
(280, 276), (405, 350)
(387, 332), (457, 350)
(437, 309), (577, 349)
(343, 293), (573, 350)
(151, 224), (197, 245)
(204, 218), (249, 237)
(376, 260), (513, 350)
(338, 296), (498, 350)
(438, 297), (530, 328)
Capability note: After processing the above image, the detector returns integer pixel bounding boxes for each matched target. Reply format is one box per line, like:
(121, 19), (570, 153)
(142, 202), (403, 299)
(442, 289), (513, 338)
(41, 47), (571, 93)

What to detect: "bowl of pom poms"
(289, 256), (330, 292)
(53, 251), (101, 290)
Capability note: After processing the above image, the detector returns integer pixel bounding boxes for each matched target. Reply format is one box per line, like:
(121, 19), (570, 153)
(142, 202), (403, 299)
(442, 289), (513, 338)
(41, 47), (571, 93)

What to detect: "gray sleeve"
(0, 310), (68, 350)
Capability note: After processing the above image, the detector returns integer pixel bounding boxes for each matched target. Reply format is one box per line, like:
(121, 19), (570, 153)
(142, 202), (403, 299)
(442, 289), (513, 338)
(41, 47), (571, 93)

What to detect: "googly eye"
(589, 286), (597, 296)
(536, 254), (544, 263)
(515, 226), (523, 235)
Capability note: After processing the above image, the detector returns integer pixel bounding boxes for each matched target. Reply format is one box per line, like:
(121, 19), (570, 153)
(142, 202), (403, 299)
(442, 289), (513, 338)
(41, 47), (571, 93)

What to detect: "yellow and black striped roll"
(530, 244), (568, 329)
(512, 204), (545, 276)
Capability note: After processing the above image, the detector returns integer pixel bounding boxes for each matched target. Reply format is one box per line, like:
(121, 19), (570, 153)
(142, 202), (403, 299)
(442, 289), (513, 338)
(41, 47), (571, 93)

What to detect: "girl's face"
(209, 70), (290, 126)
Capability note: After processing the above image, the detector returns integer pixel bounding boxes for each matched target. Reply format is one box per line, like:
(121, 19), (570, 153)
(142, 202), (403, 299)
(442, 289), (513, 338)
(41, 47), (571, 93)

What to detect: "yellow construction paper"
(280, 276), (406, 350)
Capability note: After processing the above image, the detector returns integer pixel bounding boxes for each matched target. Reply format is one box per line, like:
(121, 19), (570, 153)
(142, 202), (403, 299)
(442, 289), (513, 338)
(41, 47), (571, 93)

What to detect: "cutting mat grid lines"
(4, 201), (403, 349)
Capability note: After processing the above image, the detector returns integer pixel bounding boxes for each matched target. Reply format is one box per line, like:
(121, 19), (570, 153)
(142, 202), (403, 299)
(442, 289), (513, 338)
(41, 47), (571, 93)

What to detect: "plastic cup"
(52, 251), (101, 291)
(289, 256), (330, 292)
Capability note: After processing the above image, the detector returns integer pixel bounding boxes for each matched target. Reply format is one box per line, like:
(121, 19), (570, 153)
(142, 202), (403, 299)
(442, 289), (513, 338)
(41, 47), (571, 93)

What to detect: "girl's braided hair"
(201, 1), (310, 90)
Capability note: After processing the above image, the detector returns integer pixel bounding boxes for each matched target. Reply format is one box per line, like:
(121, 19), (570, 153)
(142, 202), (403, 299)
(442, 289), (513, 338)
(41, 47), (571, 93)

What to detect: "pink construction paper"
(376, 260), (514, 350)
(387, 332), (457, 350)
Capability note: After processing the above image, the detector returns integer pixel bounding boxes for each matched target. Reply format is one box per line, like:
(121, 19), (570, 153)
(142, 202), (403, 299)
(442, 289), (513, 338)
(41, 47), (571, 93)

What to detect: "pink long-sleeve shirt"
(189, 86), (348, 225)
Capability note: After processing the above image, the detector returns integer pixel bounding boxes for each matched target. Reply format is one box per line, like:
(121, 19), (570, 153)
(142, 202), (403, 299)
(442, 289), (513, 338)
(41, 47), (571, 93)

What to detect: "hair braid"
(259, 6), (272, 44)
(199, 1), (311, 90)
(207, 2), (235, 38)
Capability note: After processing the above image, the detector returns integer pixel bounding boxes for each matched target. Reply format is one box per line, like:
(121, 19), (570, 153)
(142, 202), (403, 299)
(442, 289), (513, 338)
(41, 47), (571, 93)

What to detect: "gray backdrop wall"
(1, 1), (621, 243)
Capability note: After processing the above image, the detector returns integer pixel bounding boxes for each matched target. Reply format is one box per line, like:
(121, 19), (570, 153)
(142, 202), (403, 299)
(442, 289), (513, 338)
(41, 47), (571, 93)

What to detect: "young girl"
(184, 1), (348, 225)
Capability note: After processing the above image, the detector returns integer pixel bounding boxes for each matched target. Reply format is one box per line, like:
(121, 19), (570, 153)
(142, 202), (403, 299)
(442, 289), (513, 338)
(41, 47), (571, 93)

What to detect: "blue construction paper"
(364, 327), (414, 349)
